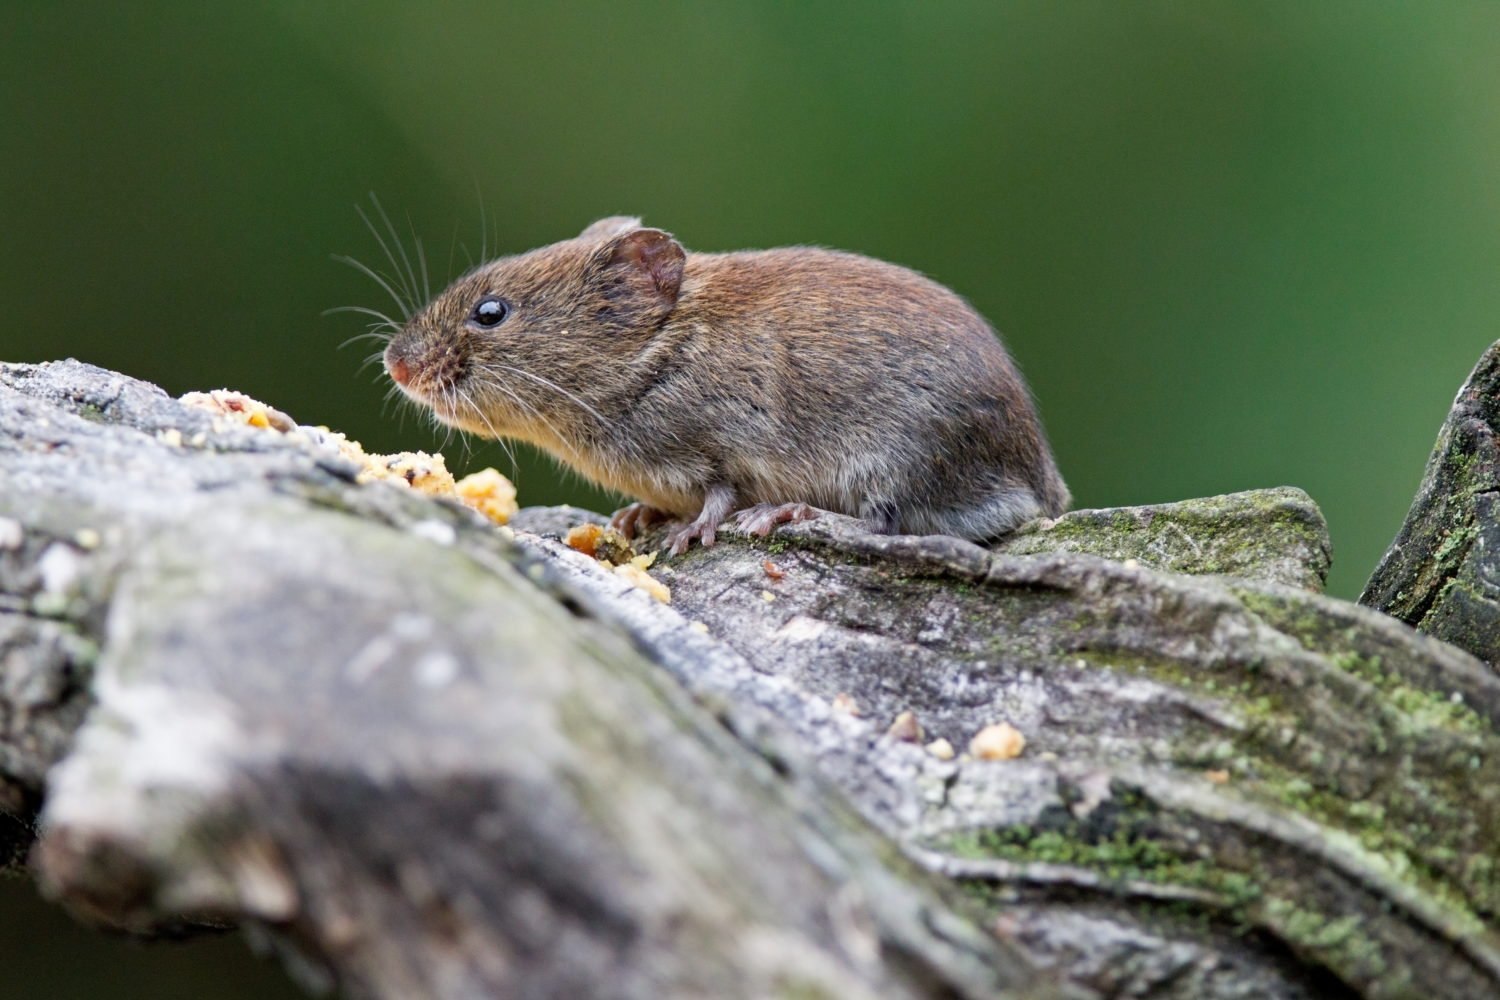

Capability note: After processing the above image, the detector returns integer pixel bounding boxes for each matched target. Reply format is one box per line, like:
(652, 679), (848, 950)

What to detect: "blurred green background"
(3, 2), (1499, 996)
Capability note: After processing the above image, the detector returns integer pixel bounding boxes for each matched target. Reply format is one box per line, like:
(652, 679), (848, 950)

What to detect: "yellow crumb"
(925, 738), (956, 761)
(887, 710), (923, 743)
(358, 450), (456, 497)
(566, 523), (605, 558)
(176, 388), (520, 527)
(969, 722), (1026, 761)
(614, 562), (671, 603)
(179, 389), (294, 432)
(454, 468), (518, 525)
(566, 522), (637, 565)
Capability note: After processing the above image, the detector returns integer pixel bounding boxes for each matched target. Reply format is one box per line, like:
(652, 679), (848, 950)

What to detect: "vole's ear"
(578, 216), (644, 241)
(592, 228), (685, 305)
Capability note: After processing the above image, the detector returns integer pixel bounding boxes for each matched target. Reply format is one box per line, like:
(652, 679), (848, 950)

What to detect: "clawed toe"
(610, 502), (668, 539)
(667, 520), (718, 555)
(733, 502), (818, 537)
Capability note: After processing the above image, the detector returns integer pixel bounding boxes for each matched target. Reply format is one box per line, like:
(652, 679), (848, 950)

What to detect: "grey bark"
(0, 351), (1497, 999)
(1361, 341), (1500, 666)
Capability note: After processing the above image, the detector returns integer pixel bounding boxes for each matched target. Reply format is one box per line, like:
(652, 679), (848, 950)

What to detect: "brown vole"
(383, 217), (1070, 553)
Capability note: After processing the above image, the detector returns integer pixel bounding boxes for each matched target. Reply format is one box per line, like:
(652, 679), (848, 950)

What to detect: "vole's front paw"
(734, 502), (818, 537)
(610, 502), (670, 539)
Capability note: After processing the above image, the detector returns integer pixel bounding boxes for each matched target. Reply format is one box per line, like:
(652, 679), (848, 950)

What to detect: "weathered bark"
(0, 352), (1497, 999)
(1362, 341), (1500, 666)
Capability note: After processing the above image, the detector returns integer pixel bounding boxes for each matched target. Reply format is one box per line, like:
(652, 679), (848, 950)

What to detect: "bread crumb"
(566, 523), (604, 557)
(969, 722), (1026, 761)
(178, 388), (521, 524)
(925, 738), (956, 761)
(762, 560), (785, 580)
(362, 450), (456, 496)
(614, 562), (671, 603)
(565, 523), (636, 564)
(455, 468), (518, 525)
(887, 710), (923, 744)
(1205, 769), (1230, 785)
(179, 389), (295, 432)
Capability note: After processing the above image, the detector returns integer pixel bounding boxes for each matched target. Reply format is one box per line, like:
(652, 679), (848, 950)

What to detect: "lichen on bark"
(1362, 340), (1500, 666)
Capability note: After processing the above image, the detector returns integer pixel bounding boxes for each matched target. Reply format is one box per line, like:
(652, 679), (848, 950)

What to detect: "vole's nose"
(385, 344), (410, 386)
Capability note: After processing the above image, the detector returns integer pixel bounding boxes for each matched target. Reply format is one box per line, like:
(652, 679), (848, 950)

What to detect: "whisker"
(356, 348), (388, 376)
(324, 304), (402, 329)
(457, 386), (520, 477)
(447, 221), (462, 281)
(478, 362), (608, 424)
(341, 330), (394, 351)
(474, 178), (489, 263)
(333, 254), (415, 320)
(406, 212), (432, 302)
(354, 204), (416, 317)
(369, 192), (423, 318)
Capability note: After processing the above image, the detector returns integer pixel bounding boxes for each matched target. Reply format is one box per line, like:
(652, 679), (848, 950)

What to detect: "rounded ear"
(594, 228), (685, 305)
(578, 216), (644, 241)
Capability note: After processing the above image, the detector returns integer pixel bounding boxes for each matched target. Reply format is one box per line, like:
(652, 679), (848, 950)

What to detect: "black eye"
(470, 296), (510, 328)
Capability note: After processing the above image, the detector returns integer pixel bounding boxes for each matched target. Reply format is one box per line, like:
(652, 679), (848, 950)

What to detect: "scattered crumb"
(925, 738), (956, 761)
(0, 517), (22, 551)
(178, 387), (520, 527)
(762, 560), (785, 580)
(180, 389), (296, 431)
(566, 522), (670, 601)
(1205, 769), (1230, 785)
(73, 528), (101, 550)
(761, 590), (776, 603)
(969, 722), (1026, 761)
(688, 621), (710, 634)
(831, 692), (861, 716)
(454, 468), (519, 525)
(1121, 558), (1141, 570)
(565, 523), (637, 565)
(887, 710), (923, 744)
(362, 450), (456, 496)
(614, 562), (671, 603)
(566, 523), (605, 558)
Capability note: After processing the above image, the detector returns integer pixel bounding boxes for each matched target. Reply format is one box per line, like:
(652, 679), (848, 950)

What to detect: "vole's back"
(618, 247), (1070, 538)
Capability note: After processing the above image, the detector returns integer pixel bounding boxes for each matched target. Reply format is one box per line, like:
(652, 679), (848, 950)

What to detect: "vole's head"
(384, 216), (685, 445)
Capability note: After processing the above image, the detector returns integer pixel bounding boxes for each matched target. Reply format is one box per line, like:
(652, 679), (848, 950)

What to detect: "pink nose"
(386, 350), (410, 386)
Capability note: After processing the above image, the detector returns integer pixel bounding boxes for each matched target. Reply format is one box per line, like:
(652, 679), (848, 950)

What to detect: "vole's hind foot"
(734, 502), (818, 537)
(666, 484), (737, 555)
(610, 502), (671, 539)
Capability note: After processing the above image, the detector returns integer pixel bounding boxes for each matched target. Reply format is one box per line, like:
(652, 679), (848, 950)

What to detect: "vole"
(383, 217), (1070, 554)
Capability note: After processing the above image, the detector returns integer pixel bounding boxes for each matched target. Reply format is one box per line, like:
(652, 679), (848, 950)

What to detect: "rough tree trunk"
(0, 345), (1497, 999)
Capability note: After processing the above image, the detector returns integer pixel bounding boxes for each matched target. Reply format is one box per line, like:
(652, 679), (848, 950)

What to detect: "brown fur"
(385, 217), (1070, 547)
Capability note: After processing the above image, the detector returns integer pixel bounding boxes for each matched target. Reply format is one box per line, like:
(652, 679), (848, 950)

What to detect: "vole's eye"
(470, 296), (510, 328)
